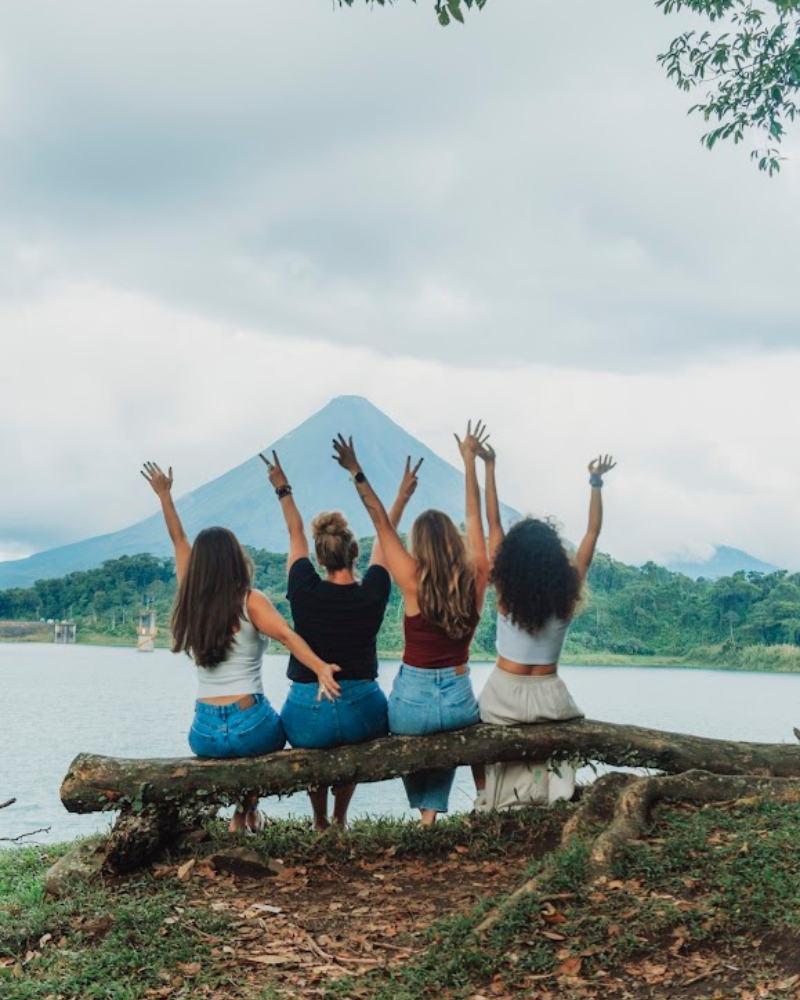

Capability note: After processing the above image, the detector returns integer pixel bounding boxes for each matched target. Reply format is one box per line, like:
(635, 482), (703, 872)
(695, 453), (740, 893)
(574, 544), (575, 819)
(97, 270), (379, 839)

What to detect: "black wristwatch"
(352, 470), (366, 485)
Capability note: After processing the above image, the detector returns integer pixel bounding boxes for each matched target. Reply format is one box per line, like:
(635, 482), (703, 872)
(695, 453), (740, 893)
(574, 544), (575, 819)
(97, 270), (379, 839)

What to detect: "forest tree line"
(1, 543), (799, 663)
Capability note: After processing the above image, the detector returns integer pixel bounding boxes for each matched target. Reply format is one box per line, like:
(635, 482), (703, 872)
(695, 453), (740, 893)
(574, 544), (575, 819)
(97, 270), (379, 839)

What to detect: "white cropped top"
(495, 612), (570, 666)
(195, 614), (268, 699)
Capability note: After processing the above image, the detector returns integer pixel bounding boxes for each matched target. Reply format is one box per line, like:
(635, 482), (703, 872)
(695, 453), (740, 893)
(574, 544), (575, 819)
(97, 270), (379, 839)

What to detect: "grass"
(2, 799), (800, 999)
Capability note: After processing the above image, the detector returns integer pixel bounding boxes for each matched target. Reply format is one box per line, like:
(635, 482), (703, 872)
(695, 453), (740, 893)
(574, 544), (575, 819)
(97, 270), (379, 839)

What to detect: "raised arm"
(141, 462), (192, 584)
(332, 434), (418, 597)
(478, 442), (504, 562)
(574, 454), (616, 582)
(246, 590), (341, 701)
(454, 421), (491, 601)
(370, 456), (424, 568)
(260, 451), (309, 571)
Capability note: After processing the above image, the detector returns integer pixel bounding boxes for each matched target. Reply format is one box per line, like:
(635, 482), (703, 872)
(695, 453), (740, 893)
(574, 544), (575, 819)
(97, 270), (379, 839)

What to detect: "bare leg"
(420, 808), (438, 827)
(472, 764), (486, 792)
(331, 783), (356, 827)
(229, 792), (259, 833)
(308, 787), (330, 831)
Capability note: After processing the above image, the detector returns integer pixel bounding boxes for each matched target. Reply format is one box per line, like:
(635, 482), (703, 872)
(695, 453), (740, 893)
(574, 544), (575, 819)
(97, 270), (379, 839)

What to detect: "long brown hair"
(411, 509), (477, 640)
(310, 511), (358, 572)
(171, 527), (253, 668)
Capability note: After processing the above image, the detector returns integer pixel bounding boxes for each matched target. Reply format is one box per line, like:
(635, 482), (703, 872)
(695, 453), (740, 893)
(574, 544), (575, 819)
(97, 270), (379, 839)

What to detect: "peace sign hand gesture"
(260, 450), (289, 491)
(398, 456), (424, 503)
(141, 462), (173, 498)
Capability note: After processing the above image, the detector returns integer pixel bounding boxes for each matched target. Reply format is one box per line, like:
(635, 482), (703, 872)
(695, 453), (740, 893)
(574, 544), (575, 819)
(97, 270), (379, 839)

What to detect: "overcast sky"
(2, 0), (799, 570)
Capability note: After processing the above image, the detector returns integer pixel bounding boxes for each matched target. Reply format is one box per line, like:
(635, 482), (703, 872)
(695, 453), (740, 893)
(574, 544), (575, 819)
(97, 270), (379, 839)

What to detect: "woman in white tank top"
(473, 440), (616, 812)
(142, 462), (342, 832)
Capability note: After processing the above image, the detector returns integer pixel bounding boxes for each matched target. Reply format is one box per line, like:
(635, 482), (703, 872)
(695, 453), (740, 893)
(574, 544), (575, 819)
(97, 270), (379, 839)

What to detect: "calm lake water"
(1, 643), (798, 845)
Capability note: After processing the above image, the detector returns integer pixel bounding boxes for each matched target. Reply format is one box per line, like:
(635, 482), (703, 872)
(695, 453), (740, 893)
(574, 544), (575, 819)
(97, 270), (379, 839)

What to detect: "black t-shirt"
(286, 558), (392, 683)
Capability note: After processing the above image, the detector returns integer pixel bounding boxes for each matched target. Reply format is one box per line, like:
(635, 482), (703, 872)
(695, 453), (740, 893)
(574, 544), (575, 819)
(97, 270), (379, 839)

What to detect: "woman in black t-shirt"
(261, 450), (422, 830)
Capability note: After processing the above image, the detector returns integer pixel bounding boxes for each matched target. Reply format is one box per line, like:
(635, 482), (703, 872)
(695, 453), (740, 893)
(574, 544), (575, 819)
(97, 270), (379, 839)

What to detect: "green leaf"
(448, 0), (465, 22)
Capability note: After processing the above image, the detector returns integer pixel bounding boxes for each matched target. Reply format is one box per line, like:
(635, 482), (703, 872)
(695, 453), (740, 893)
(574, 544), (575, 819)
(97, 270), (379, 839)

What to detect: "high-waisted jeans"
(281, 679), (389, 749)
(188, 695), (286, 758)
(388, 663), (480, 813)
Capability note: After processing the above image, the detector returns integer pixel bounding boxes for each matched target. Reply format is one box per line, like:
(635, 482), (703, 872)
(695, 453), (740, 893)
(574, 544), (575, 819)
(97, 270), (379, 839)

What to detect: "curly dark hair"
(491, 518), (581, 635)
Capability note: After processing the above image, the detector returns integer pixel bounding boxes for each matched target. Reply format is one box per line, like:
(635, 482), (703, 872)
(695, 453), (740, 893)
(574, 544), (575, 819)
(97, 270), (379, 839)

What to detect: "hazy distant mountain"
(0, 396), (521, 589)
(666, 545), (782, 581)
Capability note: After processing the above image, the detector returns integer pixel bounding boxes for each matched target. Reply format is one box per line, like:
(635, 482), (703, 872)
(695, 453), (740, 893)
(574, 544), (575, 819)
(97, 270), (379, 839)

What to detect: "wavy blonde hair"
(411, 509), (477, 640)
(310, 511), (358, 572)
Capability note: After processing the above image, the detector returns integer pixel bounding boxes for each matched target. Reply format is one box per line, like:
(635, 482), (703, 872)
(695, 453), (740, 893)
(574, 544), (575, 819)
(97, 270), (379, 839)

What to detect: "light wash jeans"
(388, 663), (480, 813)
(281, 679), (389, 749)
(188, 695), (286, 758)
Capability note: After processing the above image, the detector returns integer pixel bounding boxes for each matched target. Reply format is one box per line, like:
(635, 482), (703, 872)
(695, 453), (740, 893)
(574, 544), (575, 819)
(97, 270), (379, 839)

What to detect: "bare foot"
(420, 809), (438, 827)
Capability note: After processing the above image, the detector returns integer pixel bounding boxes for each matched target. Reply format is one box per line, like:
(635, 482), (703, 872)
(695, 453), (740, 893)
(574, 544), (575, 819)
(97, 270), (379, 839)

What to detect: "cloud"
(3, 284), (800, 572)
(0, 0), (798, 372)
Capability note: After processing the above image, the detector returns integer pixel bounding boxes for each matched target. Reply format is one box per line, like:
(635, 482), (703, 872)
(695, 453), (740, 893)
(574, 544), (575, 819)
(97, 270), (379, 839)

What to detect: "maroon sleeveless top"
(403, 611), (479, 669)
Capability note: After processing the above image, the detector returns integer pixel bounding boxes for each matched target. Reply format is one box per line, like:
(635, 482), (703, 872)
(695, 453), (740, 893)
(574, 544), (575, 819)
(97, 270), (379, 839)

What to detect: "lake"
(1, 643), (798, 845)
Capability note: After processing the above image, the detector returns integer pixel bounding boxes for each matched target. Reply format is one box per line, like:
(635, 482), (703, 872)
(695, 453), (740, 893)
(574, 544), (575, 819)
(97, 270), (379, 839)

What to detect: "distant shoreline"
(2, 633), (800, 674)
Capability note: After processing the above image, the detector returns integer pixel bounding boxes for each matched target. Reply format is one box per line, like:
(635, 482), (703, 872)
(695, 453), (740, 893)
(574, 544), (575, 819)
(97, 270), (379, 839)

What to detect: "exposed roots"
(588, 768), (800, 877)
(476, 768), (800, 934)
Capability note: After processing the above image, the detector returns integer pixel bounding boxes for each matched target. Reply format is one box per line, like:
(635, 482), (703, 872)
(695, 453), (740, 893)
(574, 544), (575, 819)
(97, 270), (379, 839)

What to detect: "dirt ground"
(134, 810), (800, 1000)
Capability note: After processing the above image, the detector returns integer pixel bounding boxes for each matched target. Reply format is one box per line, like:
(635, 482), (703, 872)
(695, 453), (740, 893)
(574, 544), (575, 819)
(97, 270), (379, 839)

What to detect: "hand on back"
(141, 461), (173, 498)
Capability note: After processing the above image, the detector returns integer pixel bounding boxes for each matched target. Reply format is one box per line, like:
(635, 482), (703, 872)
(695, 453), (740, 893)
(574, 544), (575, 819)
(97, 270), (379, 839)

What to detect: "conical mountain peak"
(0, 399), (521, 588)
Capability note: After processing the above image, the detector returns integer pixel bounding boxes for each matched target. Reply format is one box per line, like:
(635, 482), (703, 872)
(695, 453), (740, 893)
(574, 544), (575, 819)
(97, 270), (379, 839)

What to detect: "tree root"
(588, 768), (800, 877)
(103, 805), (180, 874)
(476, 768), (800, 935)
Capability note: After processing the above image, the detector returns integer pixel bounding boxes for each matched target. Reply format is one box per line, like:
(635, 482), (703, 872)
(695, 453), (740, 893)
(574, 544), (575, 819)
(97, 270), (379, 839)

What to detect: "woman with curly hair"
(332, 424), (490, 826)
(261, 450), (420, 830)
(475, 446), (616, 811)
(141, 462), (341, 832)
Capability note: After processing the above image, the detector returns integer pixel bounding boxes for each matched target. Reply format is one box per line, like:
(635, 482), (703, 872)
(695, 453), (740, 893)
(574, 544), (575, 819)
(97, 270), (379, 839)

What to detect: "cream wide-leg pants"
(478, 667), (584, 811)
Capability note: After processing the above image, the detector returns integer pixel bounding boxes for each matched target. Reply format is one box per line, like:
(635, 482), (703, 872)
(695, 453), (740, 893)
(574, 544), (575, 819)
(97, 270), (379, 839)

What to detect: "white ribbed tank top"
(195, 613), (269, 698)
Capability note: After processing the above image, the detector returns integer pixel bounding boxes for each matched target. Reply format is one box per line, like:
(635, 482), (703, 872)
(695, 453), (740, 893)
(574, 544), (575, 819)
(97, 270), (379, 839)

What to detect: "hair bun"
(310, 511), (357, 572)
(311, 511), (350, 539)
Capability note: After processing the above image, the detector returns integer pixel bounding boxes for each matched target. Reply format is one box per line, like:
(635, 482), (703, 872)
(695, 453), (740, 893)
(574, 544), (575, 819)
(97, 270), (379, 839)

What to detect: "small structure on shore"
(136, 610), (157, 652)
(54, 621), (76, 644)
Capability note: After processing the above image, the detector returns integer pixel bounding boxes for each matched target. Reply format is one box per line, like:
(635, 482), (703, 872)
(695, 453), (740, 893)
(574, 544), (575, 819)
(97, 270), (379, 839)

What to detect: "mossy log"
(61, 719), (800, 815)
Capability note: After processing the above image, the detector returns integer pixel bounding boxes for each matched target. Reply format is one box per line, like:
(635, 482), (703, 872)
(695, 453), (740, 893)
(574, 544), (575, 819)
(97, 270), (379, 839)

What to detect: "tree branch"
(60, 719), (800, 815)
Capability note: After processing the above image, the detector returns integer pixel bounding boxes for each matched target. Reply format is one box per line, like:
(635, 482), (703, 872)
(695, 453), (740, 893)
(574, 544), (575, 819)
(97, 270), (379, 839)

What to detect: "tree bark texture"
(60, 719), (800, 814)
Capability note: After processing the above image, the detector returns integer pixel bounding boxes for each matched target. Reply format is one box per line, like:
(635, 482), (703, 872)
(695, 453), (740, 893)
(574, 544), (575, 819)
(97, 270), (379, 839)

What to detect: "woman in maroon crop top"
(333, 422), (491, 826)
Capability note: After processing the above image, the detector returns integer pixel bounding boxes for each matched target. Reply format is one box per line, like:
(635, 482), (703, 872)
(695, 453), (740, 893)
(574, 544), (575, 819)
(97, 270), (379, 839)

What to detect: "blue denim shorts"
(388, 664), (481, 813)
(188, 694), (286, 759)
(281, 679), (389, 750)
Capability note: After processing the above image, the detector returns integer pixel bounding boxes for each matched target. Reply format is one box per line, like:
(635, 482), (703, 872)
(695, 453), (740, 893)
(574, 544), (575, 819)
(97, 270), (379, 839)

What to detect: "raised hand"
(259, 450), (289, 491)
(454, 420), (490, 462)
(477, 441), (496, 465)
(316, 662), (342, 703)
(397, 456), (424, 503)
(332, 433), (360, 475)
(141, 461), (173, 497)
(588, 454), (617, 478)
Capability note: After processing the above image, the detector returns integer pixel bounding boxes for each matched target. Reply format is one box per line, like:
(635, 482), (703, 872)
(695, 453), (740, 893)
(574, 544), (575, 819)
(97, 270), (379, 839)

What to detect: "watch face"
(354, 471), (366, 483)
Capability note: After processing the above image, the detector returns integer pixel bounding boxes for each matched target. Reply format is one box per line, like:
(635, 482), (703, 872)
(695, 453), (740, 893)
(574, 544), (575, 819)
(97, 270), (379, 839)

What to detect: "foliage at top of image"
(338, 0), (800, 174)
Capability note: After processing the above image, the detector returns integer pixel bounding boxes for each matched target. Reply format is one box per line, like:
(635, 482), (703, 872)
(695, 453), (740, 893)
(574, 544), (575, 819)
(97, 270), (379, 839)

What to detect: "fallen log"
(61, 719), (800, 814)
